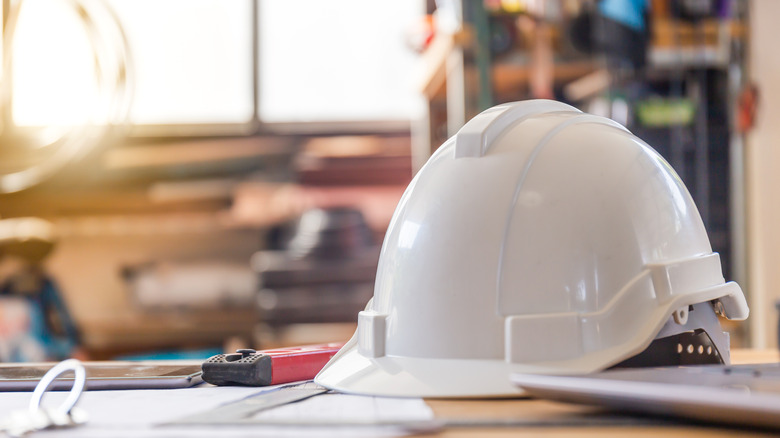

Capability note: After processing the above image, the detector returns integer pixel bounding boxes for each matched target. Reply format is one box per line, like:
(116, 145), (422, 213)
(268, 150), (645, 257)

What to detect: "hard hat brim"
(314, 338), (533, 398)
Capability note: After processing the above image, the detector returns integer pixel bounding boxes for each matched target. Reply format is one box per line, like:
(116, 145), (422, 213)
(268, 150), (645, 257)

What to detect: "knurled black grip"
(201, 353), (273, 386)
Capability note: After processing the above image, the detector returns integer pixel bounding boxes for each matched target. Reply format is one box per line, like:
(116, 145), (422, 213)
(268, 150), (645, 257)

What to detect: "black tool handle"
(201, 350), (273, 386)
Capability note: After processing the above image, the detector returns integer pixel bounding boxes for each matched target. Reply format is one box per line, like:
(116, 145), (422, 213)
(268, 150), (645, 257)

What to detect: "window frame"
(3, 0), (415, 140)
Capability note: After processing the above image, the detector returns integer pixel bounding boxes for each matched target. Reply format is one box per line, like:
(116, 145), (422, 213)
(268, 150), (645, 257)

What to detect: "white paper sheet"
(0, 383), (437, 437)
(251, 392), (435, 426)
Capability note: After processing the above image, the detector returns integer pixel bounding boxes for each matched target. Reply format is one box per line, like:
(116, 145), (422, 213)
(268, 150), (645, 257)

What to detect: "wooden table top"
(423, 349), (779, 437)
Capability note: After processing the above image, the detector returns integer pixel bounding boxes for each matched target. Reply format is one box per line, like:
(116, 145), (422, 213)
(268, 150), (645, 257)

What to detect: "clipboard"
(0, 362), (202, 391)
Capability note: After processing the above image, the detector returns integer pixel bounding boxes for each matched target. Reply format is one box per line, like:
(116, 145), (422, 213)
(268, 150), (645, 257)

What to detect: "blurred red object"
(405, 15), (436, 53)
(737, 83), (759, 134)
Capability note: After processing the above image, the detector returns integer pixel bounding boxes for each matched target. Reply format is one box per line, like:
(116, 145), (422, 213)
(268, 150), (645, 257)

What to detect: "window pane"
(108, 0), (254, 125)
(258, 0), (424, 123)
(11, 0), (101, 126)
(12, 0), (421, 129)
(12, 0), (254, 127)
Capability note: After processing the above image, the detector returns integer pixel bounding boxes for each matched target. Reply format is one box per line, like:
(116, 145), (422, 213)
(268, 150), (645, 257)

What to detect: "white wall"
(747, 0), (780, 348)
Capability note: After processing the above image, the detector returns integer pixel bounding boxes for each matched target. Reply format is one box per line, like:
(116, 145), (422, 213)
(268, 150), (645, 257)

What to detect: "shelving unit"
(412, 2), (749, 318)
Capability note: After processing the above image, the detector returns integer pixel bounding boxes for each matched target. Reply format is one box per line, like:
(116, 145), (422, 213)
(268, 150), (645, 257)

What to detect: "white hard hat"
(315, 100), (749, 398)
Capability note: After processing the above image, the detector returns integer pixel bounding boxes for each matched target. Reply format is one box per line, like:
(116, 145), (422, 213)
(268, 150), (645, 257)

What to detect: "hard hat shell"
(315, 100), (748, 397)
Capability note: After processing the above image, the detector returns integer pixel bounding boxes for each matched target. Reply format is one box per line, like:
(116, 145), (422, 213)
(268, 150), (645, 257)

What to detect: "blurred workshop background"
(0, 0), (776, 362)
